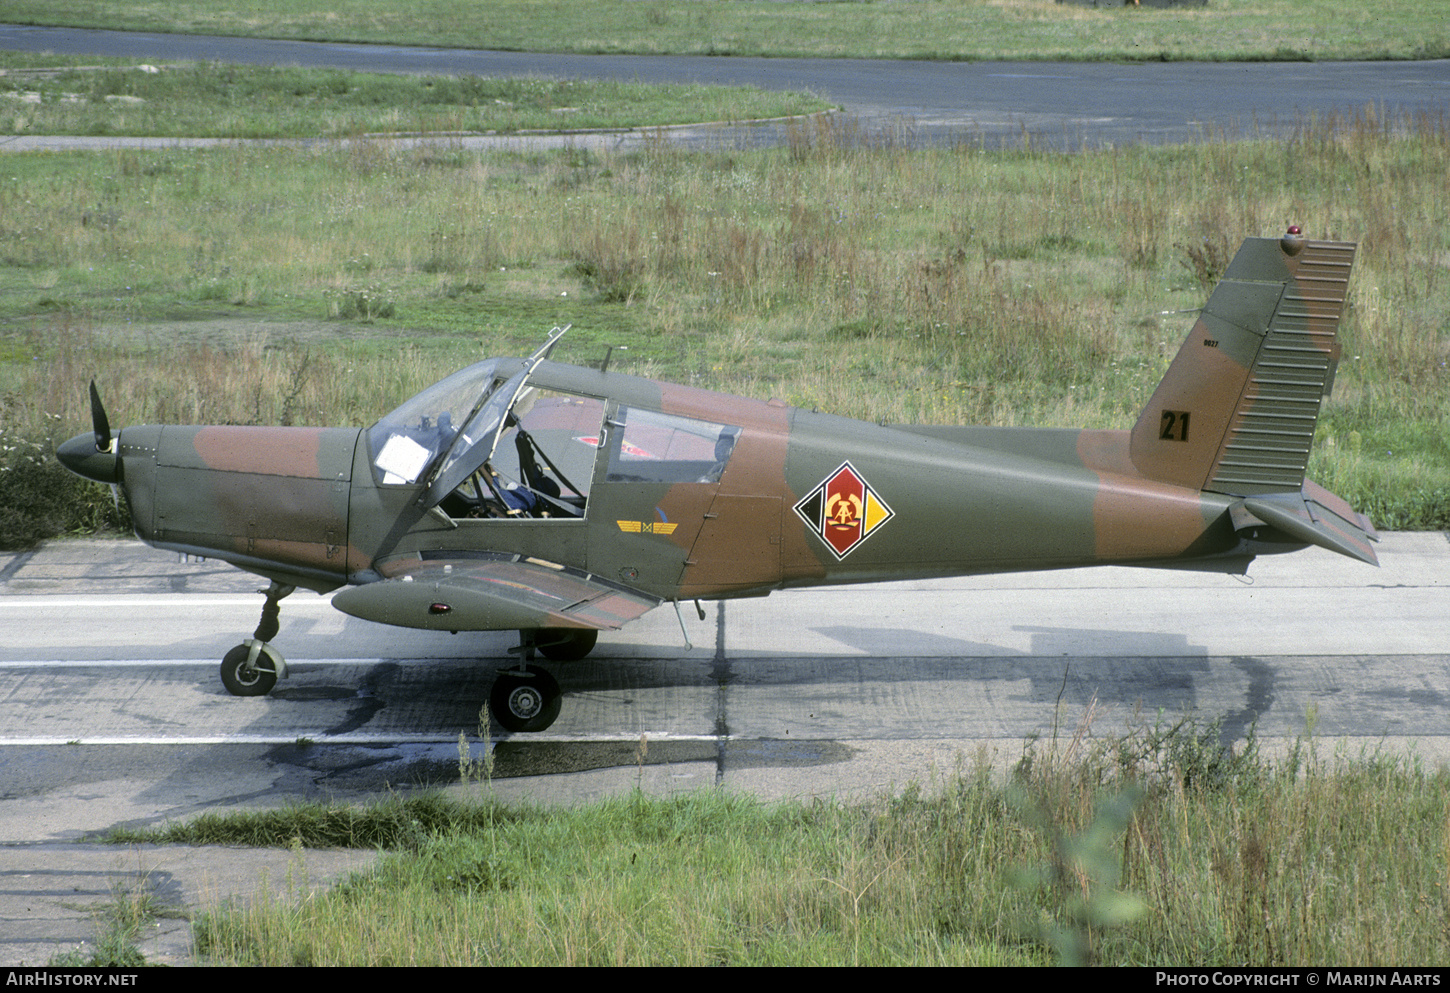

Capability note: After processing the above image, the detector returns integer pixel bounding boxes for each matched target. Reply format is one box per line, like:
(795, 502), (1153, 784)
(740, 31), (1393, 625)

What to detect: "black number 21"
(1159, 410), (1191, 442)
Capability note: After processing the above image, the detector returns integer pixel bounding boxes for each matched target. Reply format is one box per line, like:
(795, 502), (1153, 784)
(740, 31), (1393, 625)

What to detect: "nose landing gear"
(219, 581), (294, 697)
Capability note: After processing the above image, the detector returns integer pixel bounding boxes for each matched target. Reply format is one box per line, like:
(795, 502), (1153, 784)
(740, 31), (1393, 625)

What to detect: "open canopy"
(366, 327), (569, 507)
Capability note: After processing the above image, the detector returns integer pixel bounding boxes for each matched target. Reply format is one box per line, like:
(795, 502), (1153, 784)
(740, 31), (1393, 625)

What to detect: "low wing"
(332, 554), (662, 632)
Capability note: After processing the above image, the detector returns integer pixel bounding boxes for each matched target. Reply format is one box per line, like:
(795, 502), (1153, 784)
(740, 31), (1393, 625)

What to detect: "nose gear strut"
(219, 581), (294, 696)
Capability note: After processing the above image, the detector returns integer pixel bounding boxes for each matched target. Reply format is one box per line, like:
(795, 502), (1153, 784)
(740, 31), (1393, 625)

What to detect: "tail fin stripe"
(1229, 429), (1322, 440)
(1244, 380), (1323, 391)
(1263, 343), (1332, 353)
(1242, 391), (1320, 403)
(1223, 442), (1312, 453)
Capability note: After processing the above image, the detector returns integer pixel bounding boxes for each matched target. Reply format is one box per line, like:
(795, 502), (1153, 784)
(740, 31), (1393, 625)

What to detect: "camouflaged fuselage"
(61, 234), (1376, 626)
(114, 423), (360, 591)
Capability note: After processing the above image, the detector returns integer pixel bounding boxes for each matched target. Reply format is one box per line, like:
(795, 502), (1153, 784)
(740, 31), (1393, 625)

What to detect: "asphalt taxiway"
(3, 25), (1447, 152)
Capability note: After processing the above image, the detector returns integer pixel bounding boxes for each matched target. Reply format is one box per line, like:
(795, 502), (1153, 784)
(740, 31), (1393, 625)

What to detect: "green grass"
(8, 111), (1450, 545)
(48, 875), (158, 968)
(107, 717), (1450, 966)
(8, 0), (1450, 62)
(0, 57), (831, 138)
(2, 108), (1446, 548)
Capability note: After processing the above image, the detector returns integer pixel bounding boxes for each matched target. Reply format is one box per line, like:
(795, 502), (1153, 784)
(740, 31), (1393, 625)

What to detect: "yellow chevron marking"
(617, 520), (677, 535)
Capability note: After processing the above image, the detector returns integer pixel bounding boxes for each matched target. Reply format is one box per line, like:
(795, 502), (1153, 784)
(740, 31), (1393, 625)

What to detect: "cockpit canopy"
(365, 326), (605, 520)
(367, 326), (575, 513)
(364, 328), (743, 521)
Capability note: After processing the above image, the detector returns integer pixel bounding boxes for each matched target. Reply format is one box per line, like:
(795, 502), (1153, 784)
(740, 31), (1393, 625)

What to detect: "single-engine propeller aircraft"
(58, 229), (1378, 732)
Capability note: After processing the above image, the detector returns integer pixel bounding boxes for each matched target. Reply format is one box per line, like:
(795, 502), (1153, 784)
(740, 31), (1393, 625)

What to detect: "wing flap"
(333, 555), (661, 631)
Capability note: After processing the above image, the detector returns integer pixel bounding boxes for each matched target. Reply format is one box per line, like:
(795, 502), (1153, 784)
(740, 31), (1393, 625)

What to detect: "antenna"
(601, 344), (628, 373)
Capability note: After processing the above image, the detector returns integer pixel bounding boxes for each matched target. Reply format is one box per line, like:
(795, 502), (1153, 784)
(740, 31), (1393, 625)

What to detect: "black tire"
(220, 644), (278, 697)
(535, 628), (598, 662)
(490, 665), (562, 733)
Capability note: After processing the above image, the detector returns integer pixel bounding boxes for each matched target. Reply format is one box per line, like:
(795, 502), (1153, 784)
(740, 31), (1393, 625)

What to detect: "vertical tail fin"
(1131, 230), (1377, 565)
(1131, 231), (1354, 494)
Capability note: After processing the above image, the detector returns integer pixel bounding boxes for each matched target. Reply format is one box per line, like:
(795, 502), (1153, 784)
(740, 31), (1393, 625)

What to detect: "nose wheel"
(219, 581), (293, 697)
(220, 642), (279, 696)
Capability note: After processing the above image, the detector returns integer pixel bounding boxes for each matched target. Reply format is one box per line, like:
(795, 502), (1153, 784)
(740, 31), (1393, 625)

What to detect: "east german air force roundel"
(793, 461), (894, 560)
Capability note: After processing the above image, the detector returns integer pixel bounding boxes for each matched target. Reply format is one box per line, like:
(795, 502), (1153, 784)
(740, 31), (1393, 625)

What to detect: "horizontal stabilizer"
(334, 555), (662, 631)
(1233, 486), (1379, 566)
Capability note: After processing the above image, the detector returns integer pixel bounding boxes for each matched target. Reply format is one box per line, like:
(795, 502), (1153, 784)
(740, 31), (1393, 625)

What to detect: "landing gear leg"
(220, 582), (294, 697)
(490, 631), (562, 732)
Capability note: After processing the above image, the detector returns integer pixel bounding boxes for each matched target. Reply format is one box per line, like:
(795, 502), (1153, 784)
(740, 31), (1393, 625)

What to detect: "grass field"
(94, 716), (1450, 966)
(3, 109), (1447, 548)
(7, 0), (1449, 62)
(0, 56), (830, 138)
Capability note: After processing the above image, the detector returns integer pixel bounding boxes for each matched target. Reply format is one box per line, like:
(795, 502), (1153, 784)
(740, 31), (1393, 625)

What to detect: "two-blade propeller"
(55, 381), (121, 484)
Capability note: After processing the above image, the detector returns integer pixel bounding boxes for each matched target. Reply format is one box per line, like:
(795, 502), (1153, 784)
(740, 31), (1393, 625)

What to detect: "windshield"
(414, 326), (570, 508)
(367, 358), (515, 484)
(423, 366), (532, 506)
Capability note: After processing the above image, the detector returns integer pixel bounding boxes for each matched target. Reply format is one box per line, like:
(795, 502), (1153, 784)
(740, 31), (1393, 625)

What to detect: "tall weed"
(156, 716), (1450, 966)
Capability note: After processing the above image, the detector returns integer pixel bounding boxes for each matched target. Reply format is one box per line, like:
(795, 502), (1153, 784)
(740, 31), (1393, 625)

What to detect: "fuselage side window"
(604, 407), (740, 485)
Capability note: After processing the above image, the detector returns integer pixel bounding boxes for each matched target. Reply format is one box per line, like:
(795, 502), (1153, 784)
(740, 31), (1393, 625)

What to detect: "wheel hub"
(506, 684), (543, 719)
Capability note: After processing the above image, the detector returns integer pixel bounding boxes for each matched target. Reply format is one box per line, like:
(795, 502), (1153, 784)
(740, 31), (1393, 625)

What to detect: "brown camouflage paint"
(150, 425), (359, 586)
(58, 234), (1373, 639)
(655, 382), (806, 598)
(1077, 429), (1228, 561)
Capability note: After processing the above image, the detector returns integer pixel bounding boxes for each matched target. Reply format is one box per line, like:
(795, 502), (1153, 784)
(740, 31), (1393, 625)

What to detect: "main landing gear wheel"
(490, 665), (562, 733)
(220, 643), (278, 697)
(535, 628), (597, 662)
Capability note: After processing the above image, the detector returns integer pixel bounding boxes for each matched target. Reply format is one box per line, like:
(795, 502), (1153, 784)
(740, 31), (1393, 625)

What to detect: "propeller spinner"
(55, 381), (121, 484)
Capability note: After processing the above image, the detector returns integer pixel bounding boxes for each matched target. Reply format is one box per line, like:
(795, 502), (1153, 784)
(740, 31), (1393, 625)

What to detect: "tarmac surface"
(0, 843), (377, 967)
(0, 543), (384, 966)
(2, 24), (1448, 152)
(3, 533), (1448, 964)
